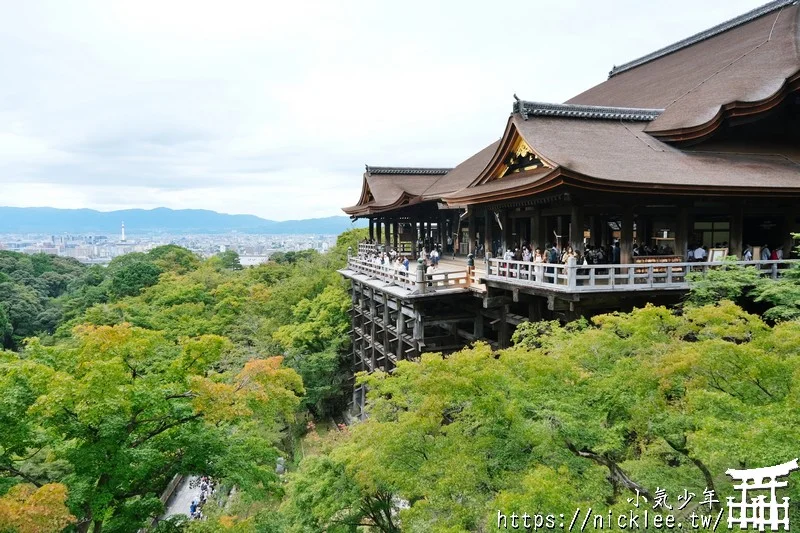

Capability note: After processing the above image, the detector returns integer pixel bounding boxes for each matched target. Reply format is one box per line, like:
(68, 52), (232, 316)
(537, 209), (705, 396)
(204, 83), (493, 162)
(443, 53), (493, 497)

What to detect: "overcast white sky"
(0, 0), (767, 220)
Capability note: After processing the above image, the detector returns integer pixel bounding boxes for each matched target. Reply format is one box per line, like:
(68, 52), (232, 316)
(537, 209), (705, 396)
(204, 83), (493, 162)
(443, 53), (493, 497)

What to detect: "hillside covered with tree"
(0, 236), (799, 532)
(0, 231), (364, 532)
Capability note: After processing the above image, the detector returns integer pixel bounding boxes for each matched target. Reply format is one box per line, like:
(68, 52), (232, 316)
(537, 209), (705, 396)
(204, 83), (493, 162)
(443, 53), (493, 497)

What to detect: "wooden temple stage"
(340, 0), (800, 417)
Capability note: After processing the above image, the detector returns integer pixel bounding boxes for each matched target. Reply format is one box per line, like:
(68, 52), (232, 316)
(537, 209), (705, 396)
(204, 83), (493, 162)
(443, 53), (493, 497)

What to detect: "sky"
(0, 0), (769, 220)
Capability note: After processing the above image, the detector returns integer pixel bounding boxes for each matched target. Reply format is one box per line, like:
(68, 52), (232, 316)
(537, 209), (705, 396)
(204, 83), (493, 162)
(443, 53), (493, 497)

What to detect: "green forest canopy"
(1, 235), (799, 532)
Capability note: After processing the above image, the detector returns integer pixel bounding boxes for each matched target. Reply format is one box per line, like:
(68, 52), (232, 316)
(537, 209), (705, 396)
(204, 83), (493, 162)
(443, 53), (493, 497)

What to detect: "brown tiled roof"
(343, 167), (451, 216)
(511, 114), (800, 191)
(442, 167), (556, 204)
(442, 113), (800, 205)
(567, 0), (800, 138)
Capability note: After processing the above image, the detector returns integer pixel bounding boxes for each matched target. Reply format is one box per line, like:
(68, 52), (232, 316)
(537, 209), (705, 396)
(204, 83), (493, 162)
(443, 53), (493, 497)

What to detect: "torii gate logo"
(726, 459), (799, 531)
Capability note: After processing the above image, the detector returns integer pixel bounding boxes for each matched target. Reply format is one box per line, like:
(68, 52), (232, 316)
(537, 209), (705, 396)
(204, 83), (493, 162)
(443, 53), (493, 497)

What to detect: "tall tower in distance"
(121, 222), (126, 243)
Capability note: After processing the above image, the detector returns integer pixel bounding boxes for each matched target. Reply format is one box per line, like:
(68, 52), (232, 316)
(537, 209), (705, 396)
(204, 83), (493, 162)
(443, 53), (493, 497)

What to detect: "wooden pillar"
(783, 207), (800, 259)
(589, 215), (599, 247)
(533, 211), (545, 251)
(484, 211), (493, 257)
(675, 206), (689, 260)
(500, 209), (509, 253)
(570, 205), (584, 253)
(620, 208), (634, 264)
(468, 214), (476, 255)
(528, 299), (543, 321)
(375, 219), (382, 245)
(396, 300), (406, 360)
(782, 207), (797, 257)
(556, 216), (564, 250)
(369, 218), (374, 241)
(413, 304), (424, 355)
(409, 216), (418, 259)
(439, 211), (447, 249)
(473, 311), (484, 338)
(393, 221), (399, 250)
(351, 282), (358, 367)
(498, 305), (509, 349)
(382, 292), (389, 368)
(384, 219), (391, 250)
(369, 288), (377, 370)
(600, 215), (609, 247)
(729, 203), (743, 259)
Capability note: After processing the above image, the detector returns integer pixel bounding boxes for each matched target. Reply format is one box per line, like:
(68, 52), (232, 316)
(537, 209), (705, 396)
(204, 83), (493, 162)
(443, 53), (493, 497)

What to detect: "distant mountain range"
(0, 207), (366, 235)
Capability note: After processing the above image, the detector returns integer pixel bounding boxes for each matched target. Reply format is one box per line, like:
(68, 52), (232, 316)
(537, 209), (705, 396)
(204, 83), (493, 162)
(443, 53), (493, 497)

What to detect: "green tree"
(0, 324), (303, 532)
(148, 245), (201, 274)
(109, 260), (163, 298)
(281, 302), (800, 531)
(217, 250), (243, 270)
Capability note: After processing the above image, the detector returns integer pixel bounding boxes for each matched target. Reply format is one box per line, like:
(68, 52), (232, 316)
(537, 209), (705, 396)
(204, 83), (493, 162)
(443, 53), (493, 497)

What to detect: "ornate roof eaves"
(512, 100), (663, 121)
(365, 166), (452, 176)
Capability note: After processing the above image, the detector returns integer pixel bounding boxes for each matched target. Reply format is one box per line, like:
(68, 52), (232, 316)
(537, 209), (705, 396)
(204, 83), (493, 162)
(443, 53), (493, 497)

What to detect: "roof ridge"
(513, 100), (663, 121)
(608, 0), (797, 78)
(365, 166), (452, 175)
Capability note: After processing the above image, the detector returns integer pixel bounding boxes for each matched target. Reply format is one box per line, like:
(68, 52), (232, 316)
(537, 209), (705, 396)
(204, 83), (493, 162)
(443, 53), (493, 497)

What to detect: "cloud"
(0, 0), (765, 220)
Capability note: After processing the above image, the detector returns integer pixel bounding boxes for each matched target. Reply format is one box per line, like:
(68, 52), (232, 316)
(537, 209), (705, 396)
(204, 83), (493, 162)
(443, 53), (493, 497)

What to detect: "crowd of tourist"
(188, 476), (216, 521)
(358, 240), (445, 276)
(359, 238), (787, 270)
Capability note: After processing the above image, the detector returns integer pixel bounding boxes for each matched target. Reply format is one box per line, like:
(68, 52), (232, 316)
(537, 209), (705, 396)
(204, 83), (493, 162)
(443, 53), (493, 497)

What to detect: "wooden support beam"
(473, 311), (484, 338)
(468, 214), (476, 255)
(675, 206), (689, 261)
(483, 295), (512, 308)
(484, 211), (493, 257)
(620, 208), (634, 264)
(570, 205), (584, 253)
(498, 305), (509, 349)
(730, 203), (743, 259)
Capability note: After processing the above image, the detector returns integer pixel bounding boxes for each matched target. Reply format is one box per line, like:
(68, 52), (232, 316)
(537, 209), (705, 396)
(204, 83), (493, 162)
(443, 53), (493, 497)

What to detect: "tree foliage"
(281, 301), (800, 531)
(0, 229), (366, 530)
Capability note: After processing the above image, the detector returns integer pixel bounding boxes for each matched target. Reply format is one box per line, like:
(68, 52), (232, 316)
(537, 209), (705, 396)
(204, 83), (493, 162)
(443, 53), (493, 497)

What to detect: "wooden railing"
(486, 258), (799, 293)
(347, 256), (470, 294)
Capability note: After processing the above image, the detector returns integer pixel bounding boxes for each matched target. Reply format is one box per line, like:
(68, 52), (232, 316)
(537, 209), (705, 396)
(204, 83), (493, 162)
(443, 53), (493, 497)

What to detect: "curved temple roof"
(344, 1), (800, 217)
(567, 0), (800, 139)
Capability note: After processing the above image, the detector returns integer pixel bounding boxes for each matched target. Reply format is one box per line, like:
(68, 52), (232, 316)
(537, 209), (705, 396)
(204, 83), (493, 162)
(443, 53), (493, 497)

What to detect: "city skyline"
(0, 0), (766, 220)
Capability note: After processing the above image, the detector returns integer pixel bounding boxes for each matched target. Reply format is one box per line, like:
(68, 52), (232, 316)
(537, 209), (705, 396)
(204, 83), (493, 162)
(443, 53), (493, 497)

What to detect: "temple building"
(340, 0), (800, 415)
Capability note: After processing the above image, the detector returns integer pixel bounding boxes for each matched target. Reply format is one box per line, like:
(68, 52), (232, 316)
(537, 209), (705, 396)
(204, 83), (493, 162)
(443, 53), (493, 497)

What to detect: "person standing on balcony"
(761, 244), (771, 261)
(743, 245), (753, 261)
(523, 247), (532, 262)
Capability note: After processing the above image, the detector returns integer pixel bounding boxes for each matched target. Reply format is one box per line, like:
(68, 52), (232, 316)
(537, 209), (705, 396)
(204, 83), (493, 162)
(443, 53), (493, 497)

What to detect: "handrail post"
(567, 257), (577, 290)
(416, 258), (426, 294)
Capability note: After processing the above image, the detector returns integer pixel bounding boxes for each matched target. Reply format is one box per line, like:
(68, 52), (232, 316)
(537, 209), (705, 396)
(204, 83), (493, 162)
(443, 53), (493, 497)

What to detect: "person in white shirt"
(743, 245), (753, 261)
(761, 244), (771, 261)
(693, 245), (706, 261)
